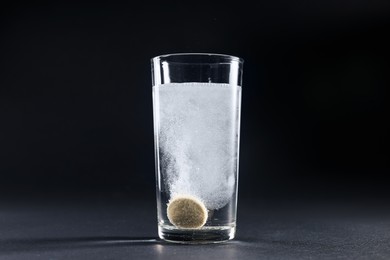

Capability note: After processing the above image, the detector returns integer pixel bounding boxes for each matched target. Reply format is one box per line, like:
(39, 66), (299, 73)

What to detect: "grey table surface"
(1, 197), (390, 259)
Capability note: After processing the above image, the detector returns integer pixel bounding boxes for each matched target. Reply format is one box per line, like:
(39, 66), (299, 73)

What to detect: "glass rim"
(151, 53), (244, 64)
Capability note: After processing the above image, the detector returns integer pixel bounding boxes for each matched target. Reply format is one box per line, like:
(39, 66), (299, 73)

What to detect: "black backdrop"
(1, 1), (389, 202)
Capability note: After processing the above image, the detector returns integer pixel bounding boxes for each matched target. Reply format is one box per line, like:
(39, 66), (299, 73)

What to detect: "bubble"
(156, 83), (240, 210)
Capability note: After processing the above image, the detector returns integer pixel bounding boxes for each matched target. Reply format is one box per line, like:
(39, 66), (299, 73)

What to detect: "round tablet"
(167, 195), (208, 229)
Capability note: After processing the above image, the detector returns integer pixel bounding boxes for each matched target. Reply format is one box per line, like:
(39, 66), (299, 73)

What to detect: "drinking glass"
(151, 53), (243, 243)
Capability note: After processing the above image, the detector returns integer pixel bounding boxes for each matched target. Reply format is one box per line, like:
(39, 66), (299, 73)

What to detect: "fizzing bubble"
(156, 83), (240, 210)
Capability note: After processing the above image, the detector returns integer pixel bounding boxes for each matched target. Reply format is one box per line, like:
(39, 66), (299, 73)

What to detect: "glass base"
(158, 224), (236, 244)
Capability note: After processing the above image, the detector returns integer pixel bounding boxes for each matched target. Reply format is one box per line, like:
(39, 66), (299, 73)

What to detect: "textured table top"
(1, 197), (390, 259)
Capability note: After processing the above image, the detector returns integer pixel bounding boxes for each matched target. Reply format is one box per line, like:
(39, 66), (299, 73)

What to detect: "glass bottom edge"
(158, 224), (236, 244)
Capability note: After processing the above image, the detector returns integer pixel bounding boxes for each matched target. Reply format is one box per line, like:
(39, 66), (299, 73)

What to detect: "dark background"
(1, 1), (389, 202)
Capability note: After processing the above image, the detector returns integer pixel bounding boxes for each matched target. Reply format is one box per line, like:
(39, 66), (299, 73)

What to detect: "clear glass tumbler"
(151, 53), (243, 243)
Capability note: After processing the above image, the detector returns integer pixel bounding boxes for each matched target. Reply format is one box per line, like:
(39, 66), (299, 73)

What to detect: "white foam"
(154, 83), (241, 210)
